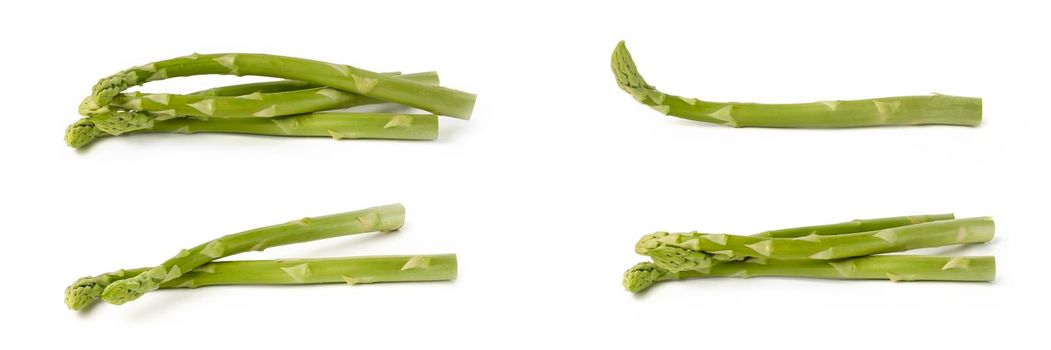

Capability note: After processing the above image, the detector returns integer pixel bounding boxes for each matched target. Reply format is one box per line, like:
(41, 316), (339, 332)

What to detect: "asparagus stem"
(145, 113), (438, 140)
(67, 255), (456, 310)
(612, 41), (982, 127)
(624, 255), (995, 292)
(105, 72), (441, 119)
(90, 54), (475, 119)
(66, 112), (438, 148)
(188, 71), (434, 96)
(638, 217), (994, 272)
(755, 213), (955, 238)
(164, 254), (457, 288)
(99, 204), (405, 305)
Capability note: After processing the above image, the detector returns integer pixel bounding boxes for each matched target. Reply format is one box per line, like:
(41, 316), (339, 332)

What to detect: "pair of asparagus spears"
(65, 204), (457, 311)
(66, 53), (478, 148)
(624, 214), (995, 292)
(612, 41), (983, 127)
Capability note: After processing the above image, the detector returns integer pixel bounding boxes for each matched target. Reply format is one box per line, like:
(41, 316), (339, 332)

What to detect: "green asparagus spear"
(188, 71), (425, 96)
(89, 53), (475, 119)
(100, 204), (405, 305)
(66, 112), (438, 148)
(66, 254), (456, 310)
(755, 213), (955, 238)
(638, 217), (994, 272)
(612, 41), (981, 127)
(102, 71), (441, 119)
(624, 255), (995, 293)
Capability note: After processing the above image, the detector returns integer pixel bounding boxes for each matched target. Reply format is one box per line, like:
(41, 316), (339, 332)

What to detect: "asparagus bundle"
(65, 203), (457, 311)
(66, 54), (476, 148)
(623, 214), (996, 293)
(612, 41), (982, 127)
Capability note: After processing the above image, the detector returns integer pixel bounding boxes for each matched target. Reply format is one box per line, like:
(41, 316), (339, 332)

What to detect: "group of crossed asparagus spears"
(624, 214), (995, 292)
(66, 53), (477, 148)
(65, 204), (457, 311)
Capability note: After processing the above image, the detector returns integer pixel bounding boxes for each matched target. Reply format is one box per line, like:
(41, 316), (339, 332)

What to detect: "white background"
(2, 0), (1048, 348)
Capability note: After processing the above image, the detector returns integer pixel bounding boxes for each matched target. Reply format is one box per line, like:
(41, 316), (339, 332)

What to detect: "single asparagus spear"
(612, 41), (982, 127)
(624, 255), (995, 293)
(755, 213), (955, 238)
(100, 204), (405, 305)
(188, 71), (422, 96)
(103, 71), (441, 119)
(638, 217), (994, 272)
(89, 53), (475, 119)
(66, 112), (438, 148)
(66, 254), (456, 310)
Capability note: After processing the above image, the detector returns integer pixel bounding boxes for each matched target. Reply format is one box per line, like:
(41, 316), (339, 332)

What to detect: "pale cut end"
(372, 203), (406, 231)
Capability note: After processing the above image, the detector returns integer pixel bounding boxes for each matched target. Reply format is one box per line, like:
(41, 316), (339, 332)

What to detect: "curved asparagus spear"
(89, 53), (475, 119)
(612, 41), (982, 127)
(100, 204), (405, 305)
(188, 71), (427, 96)
(66, 112), (438, 148)
(66, 254), (456, 310)
(755, 213), (955, 238)
(638, 217), (994, 272)
(103, 71), (441, 119)
(624, 255), (995, 293)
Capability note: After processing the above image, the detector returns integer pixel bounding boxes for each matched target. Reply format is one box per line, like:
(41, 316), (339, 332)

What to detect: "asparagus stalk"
(612, 41), (982, 127)
(66, 112), (438, 148)
(100, 204), (405, 305)
(143, 113), (439, 140)
(66, 254), (456, 310)
(755, 213), (955, 238)
(624, 255), (995, 293)
(89, 53), (475, 119)
(188, 71), (422, 96)
(638, 217), (994, 272)
(103, 72), (441, 119)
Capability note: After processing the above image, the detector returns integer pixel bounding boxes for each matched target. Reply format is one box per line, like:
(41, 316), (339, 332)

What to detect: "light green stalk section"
(612, 41), (982, 127)
(89, 53), (475, 119)
(66, 112), (438, 148)
(755, 213), (955, 238)
(188, 71), (419, 96)
(100, 204), (405, 305)
(165, 254), (457, 288)
(67, 254), (455, 310)
(624, 255), (995, 293)
(105, 72), (440, 119)
(144, 113), (438, 140)
(637, 217), (994, 272)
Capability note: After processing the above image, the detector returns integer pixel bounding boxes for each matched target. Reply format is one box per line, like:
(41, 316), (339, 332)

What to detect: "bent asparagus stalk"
(188, 71), (421, 96)
(104, 71), (441, 119)
(638, 217), (994, 272)
(66, 254), (456, 310)
(89, 53), (475, 119)
(623, 255), (995, 293)
(755, 213), (956, 238)
(66, 112), (438, 148)
(612, 41), (982, 127)
(100, 204), (405, 305)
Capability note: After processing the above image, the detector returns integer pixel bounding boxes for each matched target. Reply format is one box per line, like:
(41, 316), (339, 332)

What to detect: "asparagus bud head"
(623, 262), (669, 293)
(101, 277), (151, 305)
(65, 276), (106, 310)
(64, 118), (104, 148)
